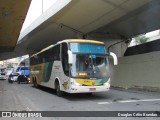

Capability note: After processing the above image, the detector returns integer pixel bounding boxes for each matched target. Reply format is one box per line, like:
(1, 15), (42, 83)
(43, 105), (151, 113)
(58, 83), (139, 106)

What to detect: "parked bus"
(30, 39), (117, 96)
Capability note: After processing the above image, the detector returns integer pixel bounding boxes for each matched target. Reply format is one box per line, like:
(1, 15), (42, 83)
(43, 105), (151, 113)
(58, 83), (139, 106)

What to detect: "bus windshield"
(71, 54), (110, 79)
(70, 43), (109, 79)
(70, 42), (107, 54)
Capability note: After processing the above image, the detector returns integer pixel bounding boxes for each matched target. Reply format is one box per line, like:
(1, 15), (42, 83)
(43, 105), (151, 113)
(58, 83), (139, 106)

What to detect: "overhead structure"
(0, 0), (160, 60)
(0, 0), (31, 52)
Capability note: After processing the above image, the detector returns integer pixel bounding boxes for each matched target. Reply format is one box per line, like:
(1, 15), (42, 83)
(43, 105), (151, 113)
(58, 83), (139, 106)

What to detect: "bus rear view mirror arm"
(68, 50), (73, 64)
(109, 52), (118, 65)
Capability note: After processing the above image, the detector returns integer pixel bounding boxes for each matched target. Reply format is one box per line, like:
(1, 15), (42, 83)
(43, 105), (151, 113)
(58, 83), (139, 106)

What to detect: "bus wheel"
(56, 81), (63, 97)
(17, 80), (20, 84)
(33, 78), (38, 88)
(26, 80), (29, 84)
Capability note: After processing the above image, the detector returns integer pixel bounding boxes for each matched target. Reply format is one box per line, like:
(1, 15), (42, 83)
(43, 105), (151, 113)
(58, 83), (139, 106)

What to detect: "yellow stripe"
(75, 78), (95, 86)
(30, 45), (54, 57)
(30, 63), (44, 84)
(63, 39), (104, 44)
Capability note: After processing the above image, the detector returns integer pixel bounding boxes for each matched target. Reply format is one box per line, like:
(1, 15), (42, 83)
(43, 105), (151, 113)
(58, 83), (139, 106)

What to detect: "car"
(17, 75), (31, 84)
(6, 68), (13, 78)
(0, 68), (6, 80)
(8, 73), (19, 83)
(15, 66), (31, 84)
(0, 72), (6, 80)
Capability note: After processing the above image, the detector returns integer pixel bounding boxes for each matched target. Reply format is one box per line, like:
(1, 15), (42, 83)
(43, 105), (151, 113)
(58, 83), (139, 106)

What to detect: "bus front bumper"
(69, 83), (110, 93)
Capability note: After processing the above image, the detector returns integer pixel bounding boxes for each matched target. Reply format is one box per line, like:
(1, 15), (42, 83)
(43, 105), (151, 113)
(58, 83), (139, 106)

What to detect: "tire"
(8, 79), (13, 83)
(56, 81), (63, 97)
(33, 78), (38, 88)
(17, 75), (24, 84)
(17, 80), (20, 84)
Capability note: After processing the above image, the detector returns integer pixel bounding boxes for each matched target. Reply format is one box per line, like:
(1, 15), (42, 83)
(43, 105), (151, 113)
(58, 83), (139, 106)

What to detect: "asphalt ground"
(0, 79), (160, 120)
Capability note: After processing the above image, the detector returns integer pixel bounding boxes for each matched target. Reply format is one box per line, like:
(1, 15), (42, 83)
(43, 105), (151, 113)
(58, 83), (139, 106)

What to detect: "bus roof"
(30, 39), (104, 57)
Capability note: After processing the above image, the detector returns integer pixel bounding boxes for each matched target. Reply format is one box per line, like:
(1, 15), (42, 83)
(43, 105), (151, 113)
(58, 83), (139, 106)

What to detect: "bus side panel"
(30, 61), (70, 92)
(39, 61), (60, 88)
(40, 61), (70, 92)
(30, 63), (45, 85)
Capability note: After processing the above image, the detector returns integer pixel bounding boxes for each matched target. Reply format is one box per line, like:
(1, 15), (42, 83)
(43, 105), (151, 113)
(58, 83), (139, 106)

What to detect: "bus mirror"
(68, 50), (73, 64)
(109, 52), (118, 65)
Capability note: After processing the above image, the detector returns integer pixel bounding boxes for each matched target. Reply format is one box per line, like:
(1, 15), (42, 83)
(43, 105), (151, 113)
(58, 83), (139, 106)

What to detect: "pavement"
(0, 79), (160, 120)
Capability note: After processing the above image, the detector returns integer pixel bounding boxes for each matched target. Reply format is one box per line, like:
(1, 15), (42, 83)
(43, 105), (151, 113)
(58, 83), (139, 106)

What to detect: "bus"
(30, 39), (118, 96)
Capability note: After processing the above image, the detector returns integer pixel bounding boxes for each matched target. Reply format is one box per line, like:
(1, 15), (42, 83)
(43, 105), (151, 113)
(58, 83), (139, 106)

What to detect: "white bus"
(30, 39), (117, 96)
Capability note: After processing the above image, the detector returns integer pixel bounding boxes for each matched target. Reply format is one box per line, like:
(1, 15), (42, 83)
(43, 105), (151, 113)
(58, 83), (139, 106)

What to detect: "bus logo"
(2, 112), (11, 117)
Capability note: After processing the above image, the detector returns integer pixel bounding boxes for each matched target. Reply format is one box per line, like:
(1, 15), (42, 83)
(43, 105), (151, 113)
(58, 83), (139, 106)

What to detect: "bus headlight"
(107, 79), (111, 84)
(104, 78), (111, 85)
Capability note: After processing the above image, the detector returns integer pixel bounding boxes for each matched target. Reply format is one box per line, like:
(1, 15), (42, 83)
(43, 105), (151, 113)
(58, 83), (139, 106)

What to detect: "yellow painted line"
(63, 39), (104, 44)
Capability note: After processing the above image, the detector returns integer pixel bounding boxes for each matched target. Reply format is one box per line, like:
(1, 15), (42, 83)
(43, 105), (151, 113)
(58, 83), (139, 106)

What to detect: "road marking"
(98, 98), (160, 105)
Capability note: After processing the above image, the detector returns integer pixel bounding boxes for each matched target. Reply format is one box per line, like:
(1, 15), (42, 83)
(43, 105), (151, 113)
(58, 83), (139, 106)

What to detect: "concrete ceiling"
(0, 0), (31, 52)
(1, 0), (160, 60)
(90, 0), (160, 38)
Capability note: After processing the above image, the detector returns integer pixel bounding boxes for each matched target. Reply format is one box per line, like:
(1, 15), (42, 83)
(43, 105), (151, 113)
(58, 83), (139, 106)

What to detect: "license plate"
(89, 88), (96, 91)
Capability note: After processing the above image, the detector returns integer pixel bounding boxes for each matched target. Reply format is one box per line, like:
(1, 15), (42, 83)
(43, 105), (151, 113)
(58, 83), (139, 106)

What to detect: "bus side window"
(61, 43), (69, 76)
(30, 57), (34, 65)
(49, 45), (60, 61)
(35, 55), (40, 64)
